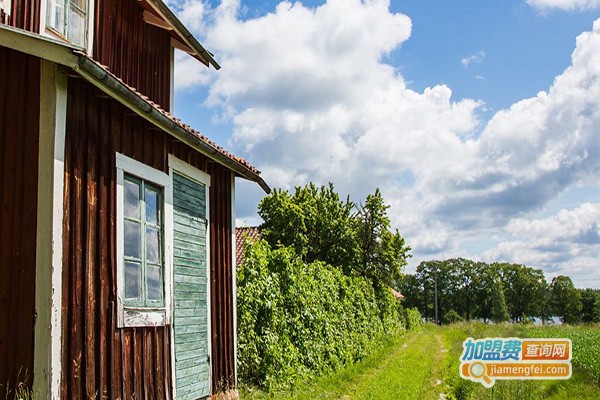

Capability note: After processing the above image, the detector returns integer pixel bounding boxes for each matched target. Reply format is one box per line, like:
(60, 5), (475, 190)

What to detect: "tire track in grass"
(337, 329), (447, 399)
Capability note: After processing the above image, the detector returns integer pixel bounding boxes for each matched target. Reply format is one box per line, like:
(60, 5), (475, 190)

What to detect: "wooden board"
(172, 172), (210, 399)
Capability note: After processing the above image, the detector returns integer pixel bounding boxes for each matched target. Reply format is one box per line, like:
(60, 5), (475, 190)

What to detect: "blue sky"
(166, 0), (600, 288)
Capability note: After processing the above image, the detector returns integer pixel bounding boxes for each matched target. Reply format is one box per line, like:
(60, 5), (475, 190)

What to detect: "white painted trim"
(231, 175), (238, 386)
(39, 0), (47, 41)
(86, 0), (95, 55)
(1, 0), (12, 17)
(115, 152), (173, 328)
(169, 46), (174, 113)
(123, 308), (166, 327)
(168, 154), (211, 188)
(34, 61), (67, 400)
(168, 154), (212, 397)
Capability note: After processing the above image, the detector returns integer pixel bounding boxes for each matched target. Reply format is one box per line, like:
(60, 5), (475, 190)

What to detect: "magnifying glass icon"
(469, 361), (492, 385)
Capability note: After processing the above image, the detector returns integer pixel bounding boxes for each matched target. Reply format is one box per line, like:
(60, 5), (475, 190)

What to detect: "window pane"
(145, 187), (160, 225)
(68, 6), (86, 47)
(48, 0), (65, 33)
(124, 179), (140, 219)
(146, 266), (162, 302)
(70, 0), (86, 11)
(146, 227), (161, 264)
(125, 261), (141, 300)
(124, 220), (141, 259)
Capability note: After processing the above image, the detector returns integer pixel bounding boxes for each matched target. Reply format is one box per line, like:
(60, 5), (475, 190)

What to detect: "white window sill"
(121, 308), (167, 328)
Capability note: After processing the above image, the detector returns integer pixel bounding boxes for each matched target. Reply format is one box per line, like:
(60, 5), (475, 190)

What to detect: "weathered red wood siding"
(61, 77), (235, 398)
(209, 173), (236, 391)
(1, 0), (40, 32)
(93, 0), (172, 110)
(0, 46), (40, 398)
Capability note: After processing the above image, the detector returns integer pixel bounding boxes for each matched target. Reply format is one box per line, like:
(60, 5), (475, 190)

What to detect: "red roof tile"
(77, 53), (261, 177)
(235, 227), (261, 267)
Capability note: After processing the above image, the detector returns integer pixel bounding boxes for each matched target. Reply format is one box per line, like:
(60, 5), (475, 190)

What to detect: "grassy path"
(242, 326), (452, 400)
(240, 323), (600, 400)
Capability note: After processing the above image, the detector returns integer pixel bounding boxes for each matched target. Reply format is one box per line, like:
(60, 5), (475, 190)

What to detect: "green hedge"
(237, 240), (405, 389)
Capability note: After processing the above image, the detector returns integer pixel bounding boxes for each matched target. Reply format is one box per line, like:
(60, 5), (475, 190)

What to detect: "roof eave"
(74, 56), (268, 192)
(145, 0), (221, 70)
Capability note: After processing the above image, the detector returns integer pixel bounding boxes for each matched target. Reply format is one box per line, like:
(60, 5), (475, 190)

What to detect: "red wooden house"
(0, 1), (269, 398)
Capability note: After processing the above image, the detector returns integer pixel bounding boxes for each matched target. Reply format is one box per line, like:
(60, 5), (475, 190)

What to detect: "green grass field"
(239, 323), (600, 400)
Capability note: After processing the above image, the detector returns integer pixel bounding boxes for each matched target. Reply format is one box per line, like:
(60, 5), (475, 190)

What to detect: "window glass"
(124, 179), (140, 219)
(47, 0), (66, 34)
(124, 220), (141, 259)
(122, 173), (164, 309)
(146, 266), (162, 302)
(67, 6), (86, 46)
(146, 227), (161, 264)
(145, 187), (159, 225)
(71, 0), (86, 9)
(125, 261), (141, 300)
(46, 0), (87, 47)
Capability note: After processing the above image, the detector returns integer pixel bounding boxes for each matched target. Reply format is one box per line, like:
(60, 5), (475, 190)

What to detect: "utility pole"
(434, 268), (438, 325)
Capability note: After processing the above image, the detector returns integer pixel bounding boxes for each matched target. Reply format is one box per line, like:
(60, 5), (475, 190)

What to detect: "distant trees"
(498, 263), (548, 322)
(580, 289), (600, 323)
(550, 275), (582, 324)
(401, 261), (599, 325)
(401, 259), (510, 324)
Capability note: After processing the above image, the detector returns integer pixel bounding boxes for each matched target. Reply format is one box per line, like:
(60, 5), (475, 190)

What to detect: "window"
(46, 0), (88, 47)
(116, 153), (173, 328)
(0, 0), (12, 17)
(123, 177), (164, 307)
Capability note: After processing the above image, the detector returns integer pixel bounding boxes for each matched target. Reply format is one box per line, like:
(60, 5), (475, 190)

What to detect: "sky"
(164, 0), (600, 288)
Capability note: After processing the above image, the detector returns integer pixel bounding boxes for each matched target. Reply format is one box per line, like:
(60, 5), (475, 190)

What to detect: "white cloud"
(173, 2), (600, 286)
(483, 203), (600, 287)
(527, 0), (600, 11)
(440, 19), (600, 229)
(461, 51), (486, 67)
(174, 50), (215, 90)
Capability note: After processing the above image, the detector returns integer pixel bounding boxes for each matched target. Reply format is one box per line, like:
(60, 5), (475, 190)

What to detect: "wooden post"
(34, 60), (67, 400)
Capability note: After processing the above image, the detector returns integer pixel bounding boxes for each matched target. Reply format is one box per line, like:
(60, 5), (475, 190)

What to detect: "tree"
(550, 276), (582, 324)
(472, 263), (509, 323)
(498, 263), (548, 322)
(580, 289), (600, 323)
(353, 188), (411, 287)
(258, 183), (411, 286)
(258, 183), (357, 272)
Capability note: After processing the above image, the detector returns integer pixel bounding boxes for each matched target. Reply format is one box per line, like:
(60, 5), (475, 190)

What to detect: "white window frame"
(1, 0), (12, 17)
(42, 0), (95, 53)
(168, 154), (212, 398)
(116, 153), (173, 328)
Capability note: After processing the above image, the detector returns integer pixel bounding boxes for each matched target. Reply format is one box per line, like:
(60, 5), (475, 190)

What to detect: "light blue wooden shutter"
(173, 172), (210, 399)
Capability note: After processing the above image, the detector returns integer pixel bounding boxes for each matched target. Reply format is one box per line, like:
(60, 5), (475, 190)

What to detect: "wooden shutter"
(172, 172), (210, 399)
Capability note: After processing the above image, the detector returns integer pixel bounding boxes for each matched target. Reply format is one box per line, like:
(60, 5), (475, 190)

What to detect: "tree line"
(400, 258), (600, 325)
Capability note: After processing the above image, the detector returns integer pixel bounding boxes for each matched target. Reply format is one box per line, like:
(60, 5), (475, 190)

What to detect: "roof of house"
(235, 227), (261, 266)
(391, 288), (405, 299)
(140, 0), (220, 69)
(0, 24), (269, 193)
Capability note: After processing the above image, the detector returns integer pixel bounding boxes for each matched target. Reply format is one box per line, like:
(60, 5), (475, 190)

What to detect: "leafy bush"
(443, 309), (465, 324)
(405, 307), (423, 331)
(237, 239), (405, 389)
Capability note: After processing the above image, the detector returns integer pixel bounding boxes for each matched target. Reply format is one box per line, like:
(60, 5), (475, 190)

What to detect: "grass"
(239, 323), (600, 400)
